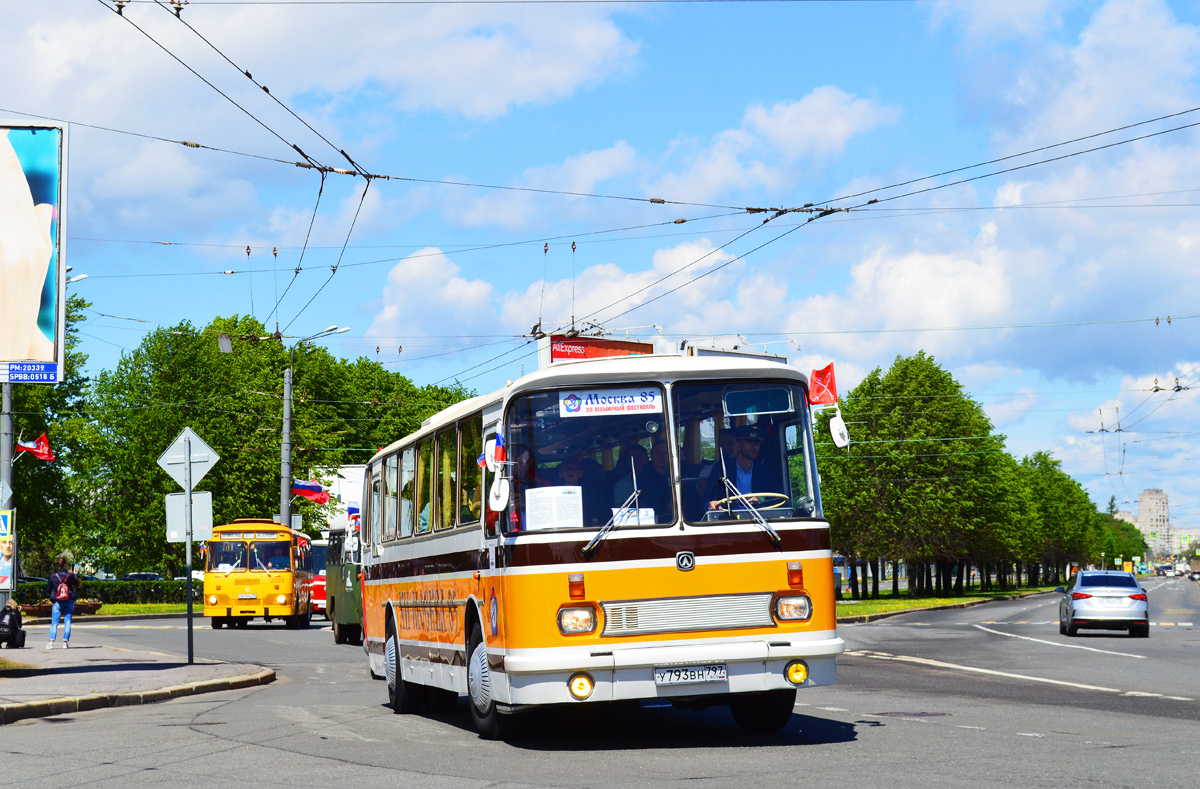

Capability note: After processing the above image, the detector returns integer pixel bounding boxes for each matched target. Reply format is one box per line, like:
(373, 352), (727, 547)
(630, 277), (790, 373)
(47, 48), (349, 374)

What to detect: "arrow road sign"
(157, 427), (220, 488)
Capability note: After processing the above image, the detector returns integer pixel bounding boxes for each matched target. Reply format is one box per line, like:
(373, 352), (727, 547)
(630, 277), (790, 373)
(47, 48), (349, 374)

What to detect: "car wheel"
(1066, 622), (1078, 637)
(730, 689), (797, 733)
(1059, 620), (1066, 635)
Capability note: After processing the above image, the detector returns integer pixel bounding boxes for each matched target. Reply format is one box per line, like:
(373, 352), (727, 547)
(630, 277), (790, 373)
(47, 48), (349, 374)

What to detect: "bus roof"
(212, 519), (306, 540)
(368, 353), (808, 464)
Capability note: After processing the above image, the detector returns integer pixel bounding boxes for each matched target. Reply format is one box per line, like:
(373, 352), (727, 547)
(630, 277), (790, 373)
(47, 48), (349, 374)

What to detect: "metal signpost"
(157, 427), (219, 665)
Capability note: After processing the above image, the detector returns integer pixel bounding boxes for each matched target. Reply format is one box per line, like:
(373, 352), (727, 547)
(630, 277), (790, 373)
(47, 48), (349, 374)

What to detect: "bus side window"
(437, 428), (457, 530)
(370, 473), (383, 549)
(399, 446), (416, 538)
(459, 416), (483, 525)
(384, 453), (399, 542)
(416, 440), (433, 534)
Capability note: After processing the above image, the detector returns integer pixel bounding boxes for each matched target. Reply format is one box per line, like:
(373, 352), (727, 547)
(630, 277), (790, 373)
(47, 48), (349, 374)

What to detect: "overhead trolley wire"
(93, 0), (327, 170)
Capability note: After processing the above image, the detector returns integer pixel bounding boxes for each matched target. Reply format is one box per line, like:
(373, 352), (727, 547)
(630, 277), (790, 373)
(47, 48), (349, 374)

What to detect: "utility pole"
(280, 365), (292, 529)
(1, 383), (12, 611)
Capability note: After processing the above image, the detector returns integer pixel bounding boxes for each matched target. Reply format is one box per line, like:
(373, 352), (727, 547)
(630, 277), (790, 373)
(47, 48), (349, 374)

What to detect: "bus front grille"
(600, 593), (775, 636)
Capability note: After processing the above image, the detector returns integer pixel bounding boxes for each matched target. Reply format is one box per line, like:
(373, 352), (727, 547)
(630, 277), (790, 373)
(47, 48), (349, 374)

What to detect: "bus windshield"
(249, 541), (292, 572)
(208, 541), (246, 572)
(674, 380), (820, 523)
(505, 384), (673, 532)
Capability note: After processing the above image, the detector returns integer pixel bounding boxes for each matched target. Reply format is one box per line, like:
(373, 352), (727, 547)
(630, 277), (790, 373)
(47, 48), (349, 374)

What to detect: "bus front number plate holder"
(238, 593), (256, 599)
(654, 664), (727, 686)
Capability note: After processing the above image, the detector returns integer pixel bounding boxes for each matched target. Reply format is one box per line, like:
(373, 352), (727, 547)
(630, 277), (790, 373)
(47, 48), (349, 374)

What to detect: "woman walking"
(45, 556), (78, 649)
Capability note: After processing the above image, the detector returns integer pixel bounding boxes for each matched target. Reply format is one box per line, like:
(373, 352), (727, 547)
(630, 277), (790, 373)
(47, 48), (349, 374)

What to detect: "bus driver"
(708, 424), (780, 510)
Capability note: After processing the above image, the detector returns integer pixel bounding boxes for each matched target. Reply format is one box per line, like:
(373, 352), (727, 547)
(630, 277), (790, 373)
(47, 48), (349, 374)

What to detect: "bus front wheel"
(729, 690), (797, 734)
(467, 625), (511, 739)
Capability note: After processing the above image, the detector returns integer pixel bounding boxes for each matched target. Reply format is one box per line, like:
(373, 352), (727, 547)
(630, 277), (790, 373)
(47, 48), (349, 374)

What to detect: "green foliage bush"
(14, 580), (194, 604)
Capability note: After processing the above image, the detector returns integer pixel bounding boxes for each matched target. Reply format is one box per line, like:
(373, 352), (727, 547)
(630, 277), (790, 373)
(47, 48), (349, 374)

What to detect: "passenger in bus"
(638, 440), (674, 522)
(707, 424), (781, 509)
(556, 458), (584, 486)
(265, 545), (291, 570)
(611, 444), (649, 506)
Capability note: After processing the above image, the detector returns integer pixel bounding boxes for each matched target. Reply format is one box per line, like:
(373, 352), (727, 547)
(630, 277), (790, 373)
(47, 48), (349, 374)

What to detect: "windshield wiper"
(254, 553), (278, 577)
(583, 457), (642, 560)
(715, 454), (782, 549)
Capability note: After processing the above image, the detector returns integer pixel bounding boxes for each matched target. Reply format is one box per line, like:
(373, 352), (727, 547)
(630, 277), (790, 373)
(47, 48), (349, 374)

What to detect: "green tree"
(9, 294), (91, 575)
(64, 315), (466, 575)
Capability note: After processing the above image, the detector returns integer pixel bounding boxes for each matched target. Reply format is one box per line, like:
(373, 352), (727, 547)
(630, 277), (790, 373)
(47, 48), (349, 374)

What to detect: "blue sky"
(4, 0), (1200, 529)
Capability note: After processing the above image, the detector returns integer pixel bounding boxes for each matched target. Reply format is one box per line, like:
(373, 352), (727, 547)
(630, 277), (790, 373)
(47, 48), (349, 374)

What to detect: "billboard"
(547, 335), (654, 364)
(0, 510), (14, 592)
(1, 121), (67, 384)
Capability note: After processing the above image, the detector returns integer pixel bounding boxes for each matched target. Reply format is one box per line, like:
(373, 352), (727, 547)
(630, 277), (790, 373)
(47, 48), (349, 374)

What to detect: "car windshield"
(505, 385), (673, 532)
(674, 380), (820, 523)
(249, 541), (292, 572)
(1080, 574), (1138, 588)
(208, 542), (246, 572)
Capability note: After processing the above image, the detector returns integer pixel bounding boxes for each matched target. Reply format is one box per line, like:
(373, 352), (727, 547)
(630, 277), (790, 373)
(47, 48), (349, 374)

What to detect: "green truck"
(326, 525), (363, 644)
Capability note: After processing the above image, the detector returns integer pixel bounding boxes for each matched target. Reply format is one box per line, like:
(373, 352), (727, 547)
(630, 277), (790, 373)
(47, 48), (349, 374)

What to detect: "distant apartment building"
(1138, 489), (1173, 557)
(1116, 510), (1138, 526)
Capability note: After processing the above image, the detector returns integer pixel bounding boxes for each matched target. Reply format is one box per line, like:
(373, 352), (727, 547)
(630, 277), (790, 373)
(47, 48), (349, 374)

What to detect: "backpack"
(53, 571), (72, 602)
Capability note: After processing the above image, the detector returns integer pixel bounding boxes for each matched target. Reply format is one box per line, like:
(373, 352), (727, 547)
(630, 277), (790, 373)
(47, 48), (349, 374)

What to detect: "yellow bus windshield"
(250, 541), (292, 572)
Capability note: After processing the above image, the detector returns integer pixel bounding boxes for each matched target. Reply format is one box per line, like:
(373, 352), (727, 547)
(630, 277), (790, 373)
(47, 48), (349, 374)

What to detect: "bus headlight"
(208, 595), (217, 605)
(277, 595), (287, 604)
(774, 595), (812, 621)
(557, 606), (596, 634)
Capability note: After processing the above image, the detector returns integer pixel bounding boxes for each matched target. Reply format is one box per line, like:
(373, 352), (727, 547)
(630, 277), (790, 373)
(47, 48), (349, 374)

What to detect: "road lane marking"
(1165, 696), (1193, 701)
(1016, 733), (1044, 737)
(972, 624), (1146, 659)
(845, 650), (1122, 693)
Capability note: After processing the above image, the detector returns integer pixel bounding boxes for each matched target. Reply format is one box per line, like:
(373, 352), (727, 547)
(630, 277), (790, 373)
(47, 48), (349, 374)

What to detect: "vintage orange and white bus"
(203, 518), (316, 628)
(359, 354), (843, 738)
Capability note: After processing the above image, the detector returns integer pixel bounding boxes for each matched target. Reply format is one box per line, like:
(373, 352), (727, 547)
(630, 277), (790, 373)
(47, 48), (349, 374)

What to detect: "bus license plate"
(238, 593), (256, 599)
(654, 664), (727, 686)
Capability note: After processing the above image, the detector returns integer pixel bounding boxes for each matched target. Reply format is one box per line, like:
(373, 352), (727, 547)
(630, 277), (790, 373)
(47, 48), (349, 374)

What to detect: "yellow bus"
(204, 518), (316, 628)
(360, 354), (843, 738)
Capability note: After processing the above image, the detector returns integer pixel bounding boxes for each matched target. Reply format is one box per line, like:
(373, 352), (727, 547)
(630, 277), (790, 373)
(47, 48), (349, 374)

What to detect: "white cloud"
(367, 248), (494, 341)
(744, 87), (901, 161)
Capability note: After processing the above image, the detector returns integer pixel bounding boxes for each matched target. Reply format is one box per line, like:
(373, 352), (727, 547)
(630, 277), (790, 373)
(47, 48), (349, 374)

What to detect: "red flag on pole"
(16, 433), (54, 462)
(809, 363), (838, 405)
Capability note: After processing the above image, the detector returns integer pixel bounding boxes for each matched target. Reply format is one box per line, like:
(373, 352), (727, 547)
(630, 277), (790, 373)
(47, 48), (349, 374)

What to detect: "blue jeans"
(50, 599), (74, 643)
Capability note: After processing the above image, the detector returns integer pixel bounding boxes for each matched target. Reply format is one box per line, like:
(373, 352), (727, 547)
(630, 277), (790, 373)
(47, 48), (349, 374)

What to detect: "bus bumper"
(203, 606), (295, 619)
(497, 633), (844, 706)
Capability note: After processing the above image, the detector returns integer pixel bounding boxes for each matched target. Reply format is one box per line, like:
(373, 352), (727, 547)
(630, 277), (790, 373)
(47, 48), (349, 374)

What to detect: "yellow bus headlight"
(208, 595), (217, 605)
(774, 595), (812, 621)
(785, 660), (809, 685)
(568, 673), (594, 700)
(557, 606), (596, 634)
(277, 595), (287, 604)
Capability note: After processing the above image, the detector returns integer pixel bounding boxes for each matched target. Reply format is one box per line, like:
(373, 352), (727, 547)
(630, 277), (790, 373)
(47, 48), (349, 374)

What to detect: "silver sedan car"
(1057, 571), (1149, 638)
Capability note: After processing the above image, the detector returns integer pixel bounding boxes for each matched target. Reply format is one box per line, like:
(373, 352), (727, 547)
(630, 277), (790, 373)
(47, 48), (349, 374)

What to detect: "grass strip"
(836, 586), (1060, 617)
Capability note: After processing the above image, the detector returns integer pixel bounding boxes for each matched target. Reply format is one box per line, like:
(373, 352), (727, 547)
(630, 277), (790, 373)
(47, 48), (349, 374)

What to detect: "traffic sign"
(0, 479), (10, 506)
(157, 427), (219, 488)
(167, 492), (214, 542)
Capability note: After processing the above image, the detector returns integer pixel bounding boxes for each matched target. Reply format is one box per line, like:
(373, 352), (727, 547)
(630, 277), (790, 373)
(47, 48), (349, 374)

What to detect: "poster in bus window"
(1, 122), (67, 384)
(524, 486), (583, 530)
(0, 511), (14, 591)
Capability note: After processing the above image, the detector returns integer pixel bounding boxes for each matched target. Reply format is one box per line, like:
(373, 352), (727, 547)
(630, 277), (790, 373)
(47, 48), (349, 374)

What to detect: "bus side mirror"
(483, 438), (499, 473)
(488, 477), (510, 512)
(829, 414), (849, 448)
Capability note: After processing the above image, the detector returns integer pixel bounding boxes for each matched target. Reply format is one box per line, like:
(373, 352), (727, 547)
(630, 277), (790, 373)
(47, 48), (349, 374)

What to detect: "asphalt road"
(6, 578), (1200, 787)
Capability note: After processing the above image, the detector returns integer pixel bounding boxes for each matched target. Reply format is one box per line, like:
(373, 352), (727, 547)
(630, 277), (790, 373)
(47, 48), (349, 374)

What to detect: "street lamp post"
(279, 326), (349, 530)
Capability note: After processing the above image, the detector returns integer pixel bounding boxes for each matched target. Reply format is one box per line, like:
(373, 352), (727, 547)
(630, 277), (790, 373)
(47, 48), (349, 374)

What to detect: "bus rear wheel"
(386, 617), (421, 714)
(729, 689), (797, 734)
(467, 625), (512, 739)
(332, 602), (346, 644)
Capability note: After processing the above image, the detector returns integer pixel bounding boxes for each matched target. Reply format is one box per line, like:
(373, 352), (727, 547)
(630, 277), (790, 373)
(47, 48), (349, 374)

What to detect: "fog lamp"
(208, 595), (217, 605)
(785, 661), (809, 685)
(277, 595), (287, 604)
(558, 606), (596, 634)
(568, 672), (594, 700)
(774, 595), (812, 621)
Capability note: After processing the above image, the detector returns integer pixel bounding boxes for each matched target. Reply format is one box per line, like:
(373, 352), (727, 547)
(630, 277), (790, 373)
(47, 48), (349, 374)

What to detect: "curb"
(835, 590), (1051, 625)
(0, 666), (275, 726)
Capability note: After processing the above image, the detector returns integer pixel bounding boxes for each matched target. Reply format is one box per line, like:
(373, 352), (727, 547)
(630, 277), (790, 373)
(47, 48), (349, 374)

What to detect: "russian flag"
(292, 479), (331, 505)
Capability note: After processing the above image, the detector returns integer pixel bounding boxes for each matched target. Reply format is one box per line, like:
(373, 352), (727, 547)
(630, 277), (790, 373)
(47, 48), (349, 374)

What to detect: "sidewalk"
(0, 639), (274, 725)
